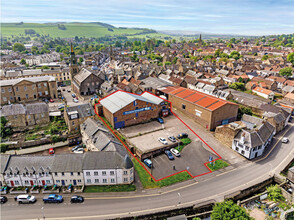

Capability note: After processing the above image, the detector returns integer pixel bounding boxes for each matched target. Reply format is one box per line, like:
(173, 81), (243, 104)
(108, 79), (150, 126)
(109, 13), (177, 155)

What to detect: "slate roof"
(26, 103), (49, 115)
(82, 152), (133, 170)
(0, 76), (56, 87)
(51, 154), (83, 172)
(1, 104), (26, 116)
(241, 114), (264, 130)
(66, 103), (94, 119)
(0, 155), (10, 173)
(141, 77), (172, 90)
(73, 68), (92, 84)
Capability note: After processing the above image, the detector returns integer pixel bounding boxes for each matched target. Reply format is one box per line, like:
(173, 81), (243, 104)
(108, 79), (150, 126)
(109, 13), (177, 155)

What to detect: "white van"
(15, 195), (36, 204)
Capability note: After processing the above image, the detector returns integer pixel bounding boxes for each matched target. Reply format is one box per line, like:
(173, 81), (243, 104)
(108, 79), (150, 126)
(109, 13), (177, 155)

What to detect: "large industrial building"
(98, 91), (169, 129)
(160, 87), (239, 130)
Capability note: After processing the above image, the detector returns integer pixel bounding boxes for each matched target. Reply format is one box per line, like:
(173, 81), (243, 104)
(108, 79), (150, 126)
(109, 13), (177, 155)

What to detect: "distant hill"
(0, 22), (157, 38)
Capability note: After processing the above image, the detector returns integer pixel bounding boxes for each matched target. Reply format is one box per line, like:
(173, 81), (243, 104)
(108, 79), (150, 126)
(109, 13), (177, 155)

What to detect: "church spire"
(70, 42), (74, 54)
(199, 34), (202, 47)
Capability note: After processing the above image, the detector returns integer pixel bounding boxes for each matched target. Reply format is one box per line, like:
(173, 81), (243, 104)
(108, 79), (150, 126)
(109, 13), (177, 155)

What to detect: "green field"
(1, 22), (156, 38)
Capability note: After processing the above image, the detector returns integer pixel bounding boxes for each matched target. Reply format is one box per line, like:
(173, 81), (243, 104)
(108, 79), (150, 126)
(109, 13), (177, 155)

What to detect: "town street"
(1, 122), (293, 220)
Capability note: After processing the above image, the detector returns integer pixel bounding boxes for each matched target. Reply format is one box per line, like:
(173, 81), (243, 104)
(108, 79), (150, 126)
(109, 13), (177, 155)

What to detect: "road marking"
(216, 168), (236, 177)
(255, 125), (292, 163)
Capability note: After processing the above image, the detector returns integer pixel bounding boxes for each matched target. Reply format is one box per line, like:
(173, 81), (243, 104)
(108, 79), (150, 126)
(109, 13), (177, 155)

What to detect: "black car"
(0, 196), (7, 204)
(70, 195), (84, 203)
(177, 133), (188, 139)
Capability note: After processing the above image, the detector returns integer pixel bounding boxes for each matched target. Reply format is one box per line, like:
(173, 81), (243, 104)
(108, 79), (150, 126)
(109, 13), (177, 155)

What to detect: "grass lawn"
(207, 159), (229, 171)
(132, 159), (192, 189)
(175, 138), (192, 152)
(84, 184), (136, 193)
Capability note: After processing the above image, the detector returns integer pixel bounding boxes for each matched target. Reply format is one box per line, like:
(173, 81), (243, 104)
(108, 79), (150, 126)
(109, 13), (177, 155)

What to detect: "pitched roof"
(1, 104), (26, 116)
(26, 103), (49, 115)
(73, 68), (92, 84)
(253, 87), (274, 95)
(51, 154), (83, 172)
(66, 103), (94, 119)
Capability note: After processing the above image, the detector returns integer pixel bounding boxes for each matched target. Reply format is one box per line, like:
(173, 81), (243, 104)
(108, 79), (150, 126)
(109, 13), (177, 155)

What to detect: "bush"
(267, 185), (285, 202)
(0, 144), (8, 153)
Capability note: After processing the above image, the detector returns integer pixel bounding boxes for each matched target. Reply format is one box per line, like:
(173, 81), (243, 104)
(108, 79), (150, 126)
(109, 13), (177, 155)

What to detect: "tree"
(79, 57), (84, 63)
(229, 51), (241, 60)
(0, 117), (13, 138)
(211, 200), (252, 220)
(172, 57), (178, 64)
(287, 52), (294, 66)
(229, 82), (246, 91)
(262, 55), (269, 61)
(20, 58), (26, 65)
(41, 65), (49, 70)
(238, 106), (252, 119)
(279, 67), (293, 77)
(267, 185), (285, 202)
(13, 43), (26, 52)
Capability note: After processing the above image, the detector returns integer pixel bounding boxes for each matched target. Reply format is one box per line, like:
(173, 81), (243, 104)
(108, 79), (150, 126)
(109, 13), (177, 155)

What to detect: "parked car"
(177, 133), (188, 139)
(70, 195), (84, 203)
(42, 98), (49, 103)
(73, 98), (79, 103)
(143, 159), (152, 168)
(73, 148), (84, 154)
(91, 95), (98, 101)
(168, 136), (177, 142)
(0, 196), (7, 204)
(49, 148), (54, 155)
(58, 104), (65, 109)
(158, 137), (168, 145)
(72, 145), (83, 152)
(157, 117), (164, 124)
(62, 88), (66, 91)
(165, 150), (174, 160)
(49, 98), (54, 103)
(170, 148), (180, 157)
(15, 195), (36, 204)
(282, 137), (289, 143)
(67, 89), (71, 92)
(43, 194), (63, 203)
(72, 93), (76, 98)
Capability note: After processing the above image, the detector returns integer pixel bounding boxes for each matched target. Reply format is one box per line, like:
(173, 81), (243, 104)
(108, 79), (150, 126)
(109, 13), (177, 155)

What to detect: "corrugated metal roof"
(185, 93), (205, 103)
(176, 90), (195, 99)
(207, 101), (226, 111)
(196, 97), (217, 108)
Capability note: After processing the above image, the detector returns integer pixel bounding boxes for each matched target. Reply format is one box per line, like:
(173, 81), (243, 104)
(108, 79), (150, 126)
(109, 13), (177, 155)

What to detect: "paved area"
(145, 140), (217, 179)
(61, 86), (88, 106)
(28, 145), (73, 156)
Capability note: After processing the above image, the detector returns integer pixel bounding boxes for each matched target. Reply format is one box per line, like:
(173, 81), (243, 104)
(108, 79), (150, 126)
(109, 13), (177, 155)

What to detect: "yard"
(84, 184), (136, 193)
(132, 159), (192, 189)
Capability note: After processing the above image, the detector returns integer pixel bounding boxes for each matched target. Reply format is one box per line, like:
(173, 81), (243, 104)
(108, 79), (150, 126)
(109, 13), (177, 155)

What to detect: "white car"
(170, 148), (181, 157)
(158, 137), (168, 145)
(73, 148), (84, 154)
(15, 195), (36, 204)
(73, 98), (79, 103)
(282, 137), (289, 143)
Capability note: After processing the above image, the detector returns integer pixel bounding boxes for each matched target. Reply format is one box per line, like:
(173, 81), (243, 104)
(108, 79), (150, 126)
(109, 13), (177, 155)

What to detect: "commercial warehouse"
(161, 87), (239, 130)
(98, 91), (170, 129)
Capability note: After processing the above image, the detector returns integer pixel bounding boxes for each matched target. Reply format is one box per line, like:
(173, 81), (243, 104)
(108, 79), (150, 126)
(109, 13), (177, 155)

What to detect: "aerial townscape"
(1, 1), (294, 220)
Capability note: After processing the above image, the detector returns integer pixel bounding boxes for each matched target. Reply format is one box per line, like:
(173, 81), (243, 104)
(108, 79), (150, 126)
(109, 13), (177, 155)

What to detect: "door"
(114, 121), (125, 129)
(255, 152), (258, 158)
(30, 180), (34, 186)
(73, 180), (77, 185)
(10, 181), (14, 187)
(61, 180), (65, 186)
(42, 180), (45, 186)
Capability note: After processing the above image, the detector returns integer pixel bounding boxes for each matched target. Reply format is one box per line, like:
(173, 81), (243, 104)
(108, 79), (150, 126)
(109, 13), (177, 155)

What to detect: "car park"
(170, 148), (180, 157)
(165, 150), (174, 160)
(168, 136), (176, 142)
(73, 148), (84, 154)
(158, 137), (168, 145)
(15, 195), (36, 204)
(282, 137), (289, 143)
(157, 117), (164, 124)
(143, 159), (152, 168)
(70, 195), (84, 203)
(0, 196), (7, 204)
(43, 194), (63, 203)
(177, 133), (188, 139)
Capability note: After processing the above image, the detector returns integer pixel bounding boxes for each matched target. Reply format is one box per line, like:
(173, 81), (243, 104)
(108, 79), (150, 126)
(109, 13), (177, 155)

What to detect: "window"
(110, 171), (114, 175)
(24, 180), (29, 184)
(92, 82), (95, 86)
(70, 172), (73, 176)
(245, 146), (249, 151)
(87, 179), (91, 183)
(87, 83), (90, 86)
(43, 83), (47, 87)
(1, 88), (5, 93)
(8, 88), (12, 92)
(86, 172), (90, 176)
(56, 180), (60, 183)
(38, 84), (41, 88)
(39, 92), (42, 96)
(111, 179), (115, 183)
(258, 146), (262, 150)
(236, 147), (239, 151)
(114, 117), (117, 122)
(32, 85), (35, 90)
(124, 178), (128, 182)
(103, 179), (107, 183)
(95, 179), (99, 183)
(102, 171), (106, 176)
(55, 172), (58, 176)
(41, 113), (44, 118)
(10, 96), (13, 100)
(45, 91), (48, 95)
(52, 84), (55, 88)
(61, 172), (64, 176)
(78, 180), (82, 183)
(14, 115), (18, 119)
(241, 150), (245, 155)
(23, 173), (26, 177)
(25, 94), (29, 99)
(77, 172), (80, 176)
(24, 86), (27, 91)
(15, 180), (19, 185)
(96, 82), (99, 85)
(3, 97), (7, 102)
(182, 104), (186, 110)
(46, 180), (50, 184)
(123, 171), (128, 175)
(94, 172), (98, 176)
(16, 87), (19, 91)
(133, 101), (137, 106)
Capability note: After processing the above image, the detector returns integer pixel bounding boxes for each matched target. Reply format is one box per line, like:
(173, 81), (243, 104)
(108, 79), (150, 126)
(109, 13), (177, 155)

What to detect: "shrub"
(267, 185), (285, 202)
(0, 144), (8, 153)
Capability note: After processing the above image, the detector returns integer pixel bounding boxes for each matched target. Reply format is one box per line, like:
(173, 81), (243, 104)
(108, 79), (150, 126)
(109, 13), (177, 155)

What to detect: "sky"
(2, 0), (294, 35)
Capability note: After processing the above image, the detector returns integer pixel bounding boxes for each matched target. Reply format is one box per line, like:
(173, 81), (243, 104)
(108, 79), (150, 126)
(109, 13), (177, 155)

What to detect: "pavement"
(1, 120), (293, 220)
(3, 141), (69, 155)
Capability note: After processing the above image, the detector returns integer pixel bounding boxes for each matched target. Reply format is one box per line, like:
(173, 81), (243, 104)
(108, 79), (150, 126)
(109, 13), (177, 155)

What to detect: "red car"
(49, 148), (54, 155)
(49, 99), (54, 103)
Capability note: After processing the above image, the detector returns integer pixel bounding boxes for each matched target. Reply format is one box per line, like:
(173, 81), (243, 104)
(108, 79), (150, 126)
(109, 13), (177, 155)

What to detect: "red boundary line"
(94, 90), (222, 182)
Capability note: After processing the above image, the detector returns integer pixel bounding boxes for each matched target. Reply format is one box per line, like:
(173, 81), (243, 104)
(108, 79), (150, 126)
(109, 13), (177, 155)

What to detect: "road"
(1, 123), (293, 220)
